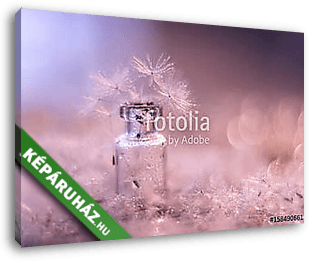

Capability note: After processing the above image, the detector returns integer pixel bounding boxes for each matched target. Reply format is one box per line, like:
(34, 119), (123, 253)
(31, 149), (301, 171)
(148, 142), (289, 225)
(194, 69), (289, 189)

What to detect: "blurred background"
(18, 8), (303, 148)
(16, 8), (304, 246)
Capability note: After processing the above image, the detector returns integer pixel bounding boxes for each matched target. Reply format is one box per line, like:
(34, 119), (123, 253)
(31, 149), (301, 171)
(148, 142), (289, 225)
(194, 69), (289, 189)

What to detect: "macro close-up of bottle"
(115, 102), (167, 204)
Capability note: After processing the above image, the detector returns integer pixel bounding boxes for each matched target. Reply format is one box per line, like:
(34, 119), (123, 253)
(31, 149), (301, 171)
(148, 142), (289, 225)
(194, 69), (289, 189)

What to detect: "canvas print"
(15, 8), (304, 247)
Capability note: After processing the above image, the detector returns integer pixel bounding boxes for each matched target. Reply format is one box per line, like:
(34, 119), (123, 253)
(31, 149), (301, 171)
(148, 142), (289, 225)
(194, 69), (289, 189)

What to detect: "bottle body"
(115, 103), (167, 202)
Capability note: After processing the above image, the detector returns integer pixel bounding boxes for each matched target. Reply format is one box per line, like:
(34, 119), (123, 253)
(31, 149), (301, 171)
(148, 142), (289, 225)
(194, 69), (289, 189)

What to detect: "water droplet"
(267, 159), (283, 177)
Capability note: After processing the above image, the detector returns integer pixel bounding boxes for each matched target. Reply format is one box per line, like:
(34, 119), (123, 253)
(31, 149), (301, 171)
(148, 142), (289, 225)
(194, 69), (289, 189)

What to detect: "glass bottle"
(115, 102), (167, 203)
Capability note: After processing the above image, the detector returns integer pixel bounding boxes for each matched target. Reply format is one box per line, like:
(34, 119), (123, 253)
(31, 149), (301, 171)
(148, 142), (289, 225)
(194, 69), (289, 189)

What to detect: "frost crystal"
(83, 54), (196, 117)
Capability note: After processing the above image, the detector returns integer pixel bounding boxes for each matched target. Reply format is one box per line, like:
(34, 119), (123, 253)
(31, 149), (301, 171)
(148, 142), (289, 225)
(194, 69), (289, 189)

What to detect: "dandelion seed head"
(83, 53), (196, 118)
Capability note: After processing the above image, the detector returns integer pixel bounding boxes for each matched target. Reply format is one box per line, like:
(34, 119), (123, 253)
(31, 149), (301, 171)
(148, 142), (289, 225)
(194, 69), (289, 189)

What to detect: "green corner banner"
(16, 124), (132, 241)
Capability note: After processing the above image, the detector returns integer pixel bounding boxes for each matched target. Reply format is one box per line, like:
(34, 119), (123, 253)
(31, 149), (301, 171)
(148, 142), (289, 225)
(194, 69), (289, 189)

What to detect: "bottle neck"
(120, 102), (162, 136)
(125, 120), (156, 135)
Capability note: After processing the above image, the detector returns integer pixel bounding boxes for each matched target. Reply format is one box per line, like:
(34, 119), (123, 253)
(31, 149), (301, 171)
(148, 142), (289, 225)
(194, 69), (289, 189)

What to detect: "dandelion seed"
(156, 72), (196, 116)
(83, 68), (140, 116)
(93, 105), (111, 118)
(79, 96), (111, 117)
(128, 89), (142, 102)
(79, 96), (99, 116)
(91, 68), (137, 103)
(132, 53), (174, 87)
